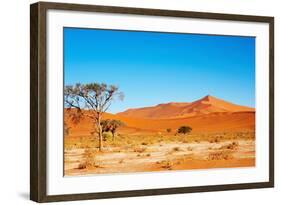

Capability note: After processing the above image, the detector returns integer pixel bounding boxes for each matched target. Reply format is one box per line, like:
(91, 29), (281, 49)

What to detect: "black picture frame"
(30, 1), (274, 202)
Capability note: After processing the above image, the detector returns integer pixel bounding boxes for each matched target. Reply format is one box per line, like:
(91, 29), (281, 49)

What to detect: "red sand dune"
(65, 95), (255, 136)
(67, 111), (255, 136)
(117, 95), (254, 119)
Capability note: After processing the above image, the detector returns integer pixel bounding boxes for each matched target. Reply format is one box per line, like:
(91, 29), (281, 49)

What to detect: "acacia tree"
(101, 119), (112, 133)
(110, 120), (125, 141)
(64, 83), (124, 151)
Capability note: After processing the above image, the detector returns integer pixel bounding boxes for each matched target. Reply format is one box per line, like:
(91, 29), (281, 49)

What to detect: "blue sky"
(64, 27), (255, 113)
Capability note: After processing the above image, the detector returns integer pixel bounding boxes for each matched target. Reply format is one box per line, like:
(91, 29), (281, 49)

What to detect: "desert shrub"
(209, 138), (220, 143)
(102, 131), (112, 141)
(207, 151), (233, 160)
(78, 162), (87, 169)
(221, 141), (239, 150)
(78, 148), (97, 169)
(134, 147), (146, 153)
(177, 126), (192, 135)
(77, 160), (95, 169)
(161, 160), (173, 169)
(173, 147), (181, 152)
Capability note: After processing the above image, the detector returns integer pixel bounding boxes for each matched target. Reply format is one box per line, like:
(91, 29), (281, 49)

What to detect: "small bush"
(207, 151), (233, 160)
(220, 141), (239, 150)
(77, 160), (96, 169)
(173, 147), (181, 152)
(177, 126), (192, 135)
(79, 148), (97, 169)
(102, 131), (112, 141)
(161, 160), (173, 169)
(78, 162), (87, 169)
(134, 147), (146, 153)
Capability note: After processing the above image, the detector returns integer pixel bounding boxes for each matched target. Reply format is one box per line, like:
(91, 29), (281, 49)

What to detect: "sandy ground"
(64, 139), (255, 176)
(64, 98), (255, 176)
(67, 111), (255, 136)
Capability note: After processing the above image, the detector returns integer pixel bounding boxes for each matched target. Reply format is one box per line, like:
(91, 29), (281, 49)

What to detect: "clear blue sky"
(64, 27), (255, 113)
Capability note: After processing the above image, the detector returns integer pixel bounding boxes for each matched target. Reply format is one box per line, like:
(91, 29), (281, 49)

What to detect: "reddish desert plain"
(64, 95), (255, 176)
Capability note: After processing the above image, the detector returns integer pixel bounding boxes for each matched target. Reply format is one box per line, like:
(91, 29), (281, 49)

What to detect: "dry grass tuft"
(209, 138), (220, 143)
(77, 148), (97, 169)
(77, 162), (87, 169)
(134, 147), (146, 153)
(207, 151), (233, 160)
(220, 141), (239, 150)
(161, 160), (173, 170)
(173, 147), (181, 152)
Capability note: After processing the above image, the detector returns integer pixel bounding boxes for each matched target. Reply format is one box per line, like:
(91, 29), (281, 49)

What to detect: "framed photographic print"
(30, 1), (274, 202)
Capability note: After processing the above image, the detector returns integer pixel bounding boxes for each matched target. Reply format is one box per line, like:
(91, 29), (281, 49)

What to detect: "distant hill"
(117, 95), (255, 119)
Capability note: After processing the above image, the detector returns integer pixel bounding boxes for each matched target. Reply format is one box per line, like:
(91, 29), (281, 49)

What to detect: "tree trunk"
(97, 114), (103, 151)
(112, 132), (115, 141)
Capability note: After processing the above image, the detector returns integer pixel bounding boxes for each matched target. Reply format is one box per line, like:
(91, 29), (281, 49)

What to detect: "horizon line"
(64, 94), (256, 114)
